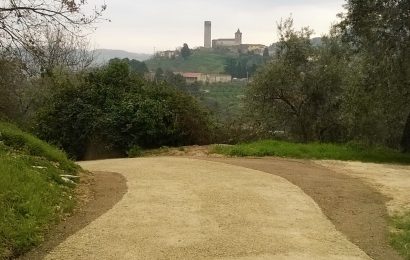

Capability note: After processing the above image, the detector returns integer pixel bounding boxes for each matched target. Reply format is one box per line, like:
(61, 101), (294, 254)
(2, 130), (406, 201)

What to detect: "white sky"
(89, 0), (346, 54)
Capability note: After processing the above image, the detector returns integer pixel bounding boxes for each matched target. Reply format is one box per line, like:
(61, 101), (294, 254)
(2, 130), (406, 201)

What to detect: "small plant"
(127, 145), (143, 158)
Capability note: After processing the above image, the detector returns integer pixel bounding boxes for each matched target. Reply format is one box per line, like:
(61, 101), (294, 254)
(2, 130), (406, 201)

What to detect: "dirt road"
(207, 157), (402, 260)
(43, 157), (370, 260)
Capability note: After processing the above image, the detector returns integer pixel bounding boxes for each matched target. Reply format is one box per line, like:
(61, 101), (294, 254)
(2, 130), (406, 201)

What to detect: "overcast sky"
(89, 0), (346, 54)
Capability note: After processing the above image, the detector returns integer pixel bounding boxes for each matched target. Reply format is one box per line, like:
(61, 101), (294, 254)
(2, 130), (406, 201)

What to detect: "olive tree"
(247, 18), (346, 142)
(339, 0), (410, 149)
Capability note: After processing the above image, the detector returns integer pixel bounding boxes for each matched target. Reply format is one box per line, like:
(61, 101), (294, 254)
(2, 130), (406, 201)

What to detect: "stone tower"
(204, 21), (212, 48)
(235, 29), (242, 45)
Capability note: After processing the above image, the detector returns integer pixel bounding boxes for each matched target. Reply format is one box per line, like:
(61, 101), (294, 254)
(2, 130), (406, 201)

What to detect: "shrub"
(34, 61), (215, 159)
(127, 145), (143, 158)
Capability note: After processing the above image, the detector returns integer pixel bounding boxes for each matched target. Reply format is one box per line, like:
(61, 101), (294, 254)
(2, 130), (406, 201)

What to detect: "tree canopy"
(181, 43), (191, 59)
(0, 0), (106, 56)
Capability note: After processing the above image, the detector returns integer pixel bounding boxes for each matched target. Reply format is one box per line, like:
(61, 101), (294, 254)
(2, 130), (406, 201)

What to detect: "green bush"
(127, 145), (143, 158)
(34, 60), (215, 160)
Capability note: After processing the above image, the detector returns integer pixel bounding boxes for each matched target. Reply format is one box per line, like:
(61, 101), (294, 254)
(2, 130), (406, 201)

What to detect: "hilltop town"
(150, 21), (269, 84)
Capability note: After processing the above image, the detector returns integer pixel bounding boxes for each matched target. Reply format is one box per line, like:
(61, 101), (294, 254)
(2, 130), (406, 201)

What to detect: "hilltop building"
(204, 21), (266, 54)
(212, 29), (242, 48)
(157, 50), (178, 59)
(176, 72), (231, 84)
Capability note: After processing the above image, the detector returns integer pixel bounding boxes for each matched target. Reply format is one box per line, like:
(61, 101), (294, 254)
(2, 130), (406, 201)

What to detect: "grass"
(0, 122), (77, 173)
(390, 211), (410, 259)
(211, 140), (410, 164)
(0, 122), (78, 259)
(146, 49), (235, 74)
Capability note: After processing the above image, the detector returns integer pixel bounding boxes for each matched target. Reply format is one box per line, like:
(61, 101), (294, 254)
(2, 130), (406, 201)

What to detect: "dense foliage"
(224, 53), (263, 78)
(246, 19), (347, 142)
(109, 58), (149, 75)
(245, 0), (410, 151)
(34, 60), (214, 159)
(339, 0), (410, 150)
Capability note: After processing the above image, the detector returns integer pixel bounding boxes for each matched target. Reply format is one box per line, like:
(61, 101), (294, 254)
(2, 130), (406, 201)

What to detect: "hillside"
(0, 122), (79, 259)
(93, 49), (151, 65)
(199, 82), (246, 120)
(145, 49), (236, 74)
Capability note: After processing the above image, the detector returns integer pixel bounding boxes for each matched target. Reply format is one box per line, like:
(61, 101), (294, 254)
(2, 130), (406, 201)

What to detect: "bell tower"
(235, 29), (242, 45)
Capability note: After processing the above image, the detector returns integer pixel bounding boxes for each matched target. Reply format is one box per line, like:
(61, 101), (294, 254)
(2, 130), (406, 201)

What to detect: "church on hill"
(212, 29), (242, 48)
(204, 21), (266, 55)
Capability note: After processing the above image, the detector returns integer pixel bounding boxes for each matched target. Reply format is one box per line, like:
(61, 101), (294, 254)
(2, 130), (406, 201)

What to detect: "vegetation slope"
(145, 49), (235, 74)
(0, 122), (78, 259)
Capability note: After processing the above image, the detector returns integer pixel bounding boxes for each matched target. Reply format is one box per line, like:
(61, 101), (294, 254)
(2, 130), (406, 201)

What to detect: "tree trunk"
(401, 112), (410, 153)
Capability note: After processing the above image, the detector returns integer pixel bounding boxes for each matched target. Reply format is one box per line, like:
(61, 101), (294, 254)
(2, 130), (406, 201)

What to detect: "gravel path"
(43, 157), (370, 260)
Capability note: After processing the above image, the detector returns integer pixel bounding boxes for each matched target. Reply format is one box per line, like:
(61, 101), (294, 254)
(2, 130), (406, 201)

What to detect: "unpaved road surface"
(317, 160), (410, 214)
(207, 157), (402, 260)
(44, 157), (370, 260)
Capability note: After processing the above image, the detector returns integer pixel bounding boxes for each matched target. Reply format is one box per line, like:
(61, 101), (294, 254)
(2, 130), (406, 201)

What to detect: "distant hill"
(145, 49), (236, 74)
(92, 49), (151, 64)
(146, 37), (323, 74)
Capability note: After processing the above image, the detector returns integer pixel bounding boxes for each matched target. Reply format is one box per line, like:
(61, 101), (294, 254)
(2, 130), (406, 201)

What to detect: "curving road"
(44, 157), (370, 260)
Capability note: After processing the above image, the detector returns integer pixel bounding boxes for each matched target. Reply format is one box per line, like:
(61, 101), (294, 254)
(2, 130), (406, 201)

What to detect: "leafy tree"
(181, 43), (191, 59)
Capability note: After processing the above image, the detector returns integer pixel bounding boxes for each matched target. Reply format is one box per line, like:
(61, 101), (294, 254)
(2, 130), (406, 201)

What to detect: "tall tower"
(204, 21), (212, 48)
(235, 29), (242, 45)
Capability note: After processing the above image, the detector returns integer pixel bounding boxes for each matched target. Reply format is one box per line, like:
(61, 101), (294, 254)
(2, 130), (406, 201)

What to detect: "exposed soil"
(316, 160), (410, 214)
(206, 157), (402, 260)
(19, 171), (127, 260)
(149, 145), (406, 259)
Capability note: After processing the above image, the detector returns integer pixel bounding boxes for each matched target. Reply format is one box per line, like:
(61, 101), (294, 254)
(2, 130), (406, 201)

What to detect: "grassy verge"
(0, 122), (79, 259)
(211, 140), (410, 164)
(390, 212), (410, 259)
